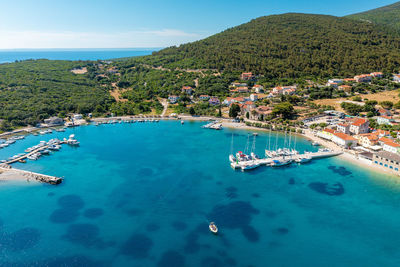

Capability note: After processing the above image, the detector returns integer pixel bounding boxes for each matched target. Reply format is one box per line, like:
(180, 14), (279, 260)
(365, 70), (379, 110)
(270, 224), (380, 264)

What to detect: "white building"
(349, 118), (369, 135)
(332, 132), (357, 148)
(383, 141), (400, 154)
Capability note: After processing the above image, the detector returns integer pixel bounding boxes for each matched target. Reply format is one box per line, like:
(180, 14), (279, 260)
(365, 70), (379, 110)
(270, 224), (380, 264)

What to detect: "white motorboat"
(271, 159), (291, 167)
(209, 222), (218, 234)
(295, 156), (312, 163)
(241, 162), (260, 171)
(229, 154), (236, 163)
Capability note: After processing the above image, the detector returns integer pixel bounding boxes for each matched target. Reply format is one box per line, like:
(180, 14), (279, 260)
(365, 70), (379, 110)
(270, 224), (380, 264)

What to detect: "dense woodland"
(134, 14), (400, 78)
(0, 60), (113, 128)
(348, 1), (400, 32)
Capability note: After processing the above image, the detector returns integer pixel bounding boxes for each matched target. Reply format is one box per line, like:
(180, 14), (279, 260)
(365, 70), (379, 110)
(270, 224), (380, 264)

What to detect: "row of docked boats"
(0, 135), (26, 149)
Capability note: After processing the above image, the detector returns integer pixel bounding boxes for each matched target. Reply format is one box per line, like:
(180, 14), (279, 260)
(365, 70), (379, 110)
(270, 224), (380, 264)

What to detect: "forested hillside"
(135, 13), (400, 78)
(0, 60), (113, 128)
(347, 1), (400, 31)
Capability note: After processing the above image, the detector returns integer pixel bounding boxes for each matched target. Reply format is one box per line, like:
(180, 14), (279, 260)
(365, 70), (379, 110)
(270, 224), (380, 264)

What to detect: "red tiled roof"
(385, 141), (400, 148)
(334, 132), (356, 141)
(323, 128), (335, 134)
(352, 118), (367, 127)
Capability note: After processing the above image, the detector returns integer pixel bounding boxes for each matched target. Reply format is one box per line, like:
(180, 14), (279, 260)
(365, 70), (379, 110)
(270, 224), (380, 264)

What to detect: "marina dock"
(230, 150), (342, 170)
(4, 141), (66, 165)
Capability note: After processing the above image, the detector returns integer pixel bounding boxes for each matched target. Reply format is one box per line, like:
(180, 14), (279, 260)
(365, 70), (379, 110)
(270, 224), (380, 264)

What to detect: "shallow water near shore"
(1, 121), (400, 266)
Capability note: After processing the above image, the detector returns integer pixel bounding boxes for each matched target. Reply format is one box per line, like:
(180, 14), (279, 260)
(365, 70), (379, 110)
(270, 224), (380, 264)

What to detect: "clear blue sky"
(0, 0), (397, 49)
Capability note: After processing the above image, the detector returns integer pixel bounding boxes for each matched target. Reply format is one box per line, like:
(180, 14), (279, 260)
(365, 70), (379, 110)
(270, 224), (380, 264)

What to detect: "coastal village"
(164, 70), (400, 176)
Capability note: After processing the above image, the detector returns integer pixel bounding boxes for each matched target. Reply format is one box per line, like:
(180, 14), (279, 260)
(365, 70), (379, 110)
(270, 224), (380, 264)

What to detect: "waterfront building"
(317, 128), (335, 140)
(355, 133), (379, 148)
(373, 151), (400, 173)
(73, 114), (83, 120)
(44, 117), (64, 126)
(336, 123), (350, 134)
(332, 132), (357, 148)
(393, 74), (400, 83)
(383, 141), (400, 154)
(350, 118), (369, 135)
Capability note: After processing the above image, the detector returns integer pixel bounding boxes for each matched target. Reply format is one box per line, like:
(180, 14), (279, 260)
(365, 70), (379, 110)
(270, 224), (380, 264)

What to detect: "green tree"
(229, 104), (241, 118)
(380, 101), (394, 109)
(272, 102), (295, 119)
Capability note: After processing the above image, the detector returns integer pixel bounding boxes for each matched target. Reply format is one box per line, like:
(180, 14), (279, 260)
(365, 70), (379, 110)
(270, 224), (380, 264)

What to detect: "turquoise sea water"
(1, 121), (400, 266)
(0, 49), (158, 63)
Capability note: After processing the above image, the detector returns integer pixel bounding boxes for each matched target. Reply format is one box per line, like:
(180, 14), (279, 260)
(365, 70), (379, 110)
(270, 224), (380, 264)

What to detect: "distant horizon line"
(0, 48), (164, 51)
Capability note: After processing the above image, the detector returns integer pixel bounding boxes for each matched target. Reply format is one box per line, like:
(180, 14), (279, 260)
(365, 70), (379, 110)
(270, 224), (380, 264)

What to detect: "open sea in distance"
(0, 48), (158, 63)
(1, 121), (400, 266)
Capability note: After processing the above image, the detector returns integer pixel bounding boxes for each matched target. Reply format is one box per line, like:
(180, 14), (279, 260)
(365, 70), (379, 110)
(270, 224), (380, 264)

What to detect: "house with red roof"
(383, 141), (400, 154)
(182, 86), (194, 95)
(241, 72), (254, 81)
(370, 72), (384, 78)
(350, 118), (369, 135)
(354, 74), (372, 83)
(332, 132), (357, 148)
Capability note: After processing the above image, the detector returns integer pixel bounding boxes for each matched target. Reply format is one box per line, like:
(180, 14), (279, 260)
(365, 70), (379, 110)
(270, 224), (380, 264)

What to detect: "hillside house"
(350, 118), (369, 135)
(354, 74), (372, 83)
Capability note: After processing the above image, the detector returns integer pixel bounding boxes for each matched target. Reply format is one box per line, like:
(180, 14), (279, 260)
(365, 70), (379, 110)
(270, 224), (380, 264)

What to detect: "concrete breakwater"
(0, 164), (63, 185)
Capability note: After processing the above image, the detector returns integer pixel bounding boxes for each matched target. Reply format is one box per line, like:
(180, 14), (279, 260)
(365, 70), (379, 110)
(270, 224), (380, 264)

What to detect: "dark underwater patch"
(225, 258), (237, 266)
(0, 227), (41, 251)
(120, 233), (153, 259)
(57, 194), (85, 210)
(49, 208), (79, 224)
(242, 225), (260, 242)
(84, 208), (104, 219)
(172, 221), (187, 232)
(24, 254), (105, 267)
(252, 193), (260, 198)
(216, 181), (223, 186)
(47, 192), (55, 197)
(226, 186), (237, 193)
(308, 182), (345, 196)
(146, 223), (160, 232)
(208, 201), (259, 229)
(157, 250), (186, 267)
(201, 257), (223, 267)
(63, 223), (104, 248)
(328, 166), (352, 176)
(289, 178), (295, 185)
(126, 208), (144, 216)
(183, 231), (201, 254)
(138, 167), (154, 176)
(273, 227), (289, 235)
(208, 201), (260, 243)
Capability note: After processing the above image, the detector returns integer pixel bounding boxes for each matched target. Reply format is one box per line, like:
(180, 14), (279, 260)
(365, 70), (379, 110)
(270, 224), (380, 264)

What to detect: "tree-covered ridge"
(347, 1), (400, 32)
(135, 13), (400, 79)
(0, 60), (113, 127)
